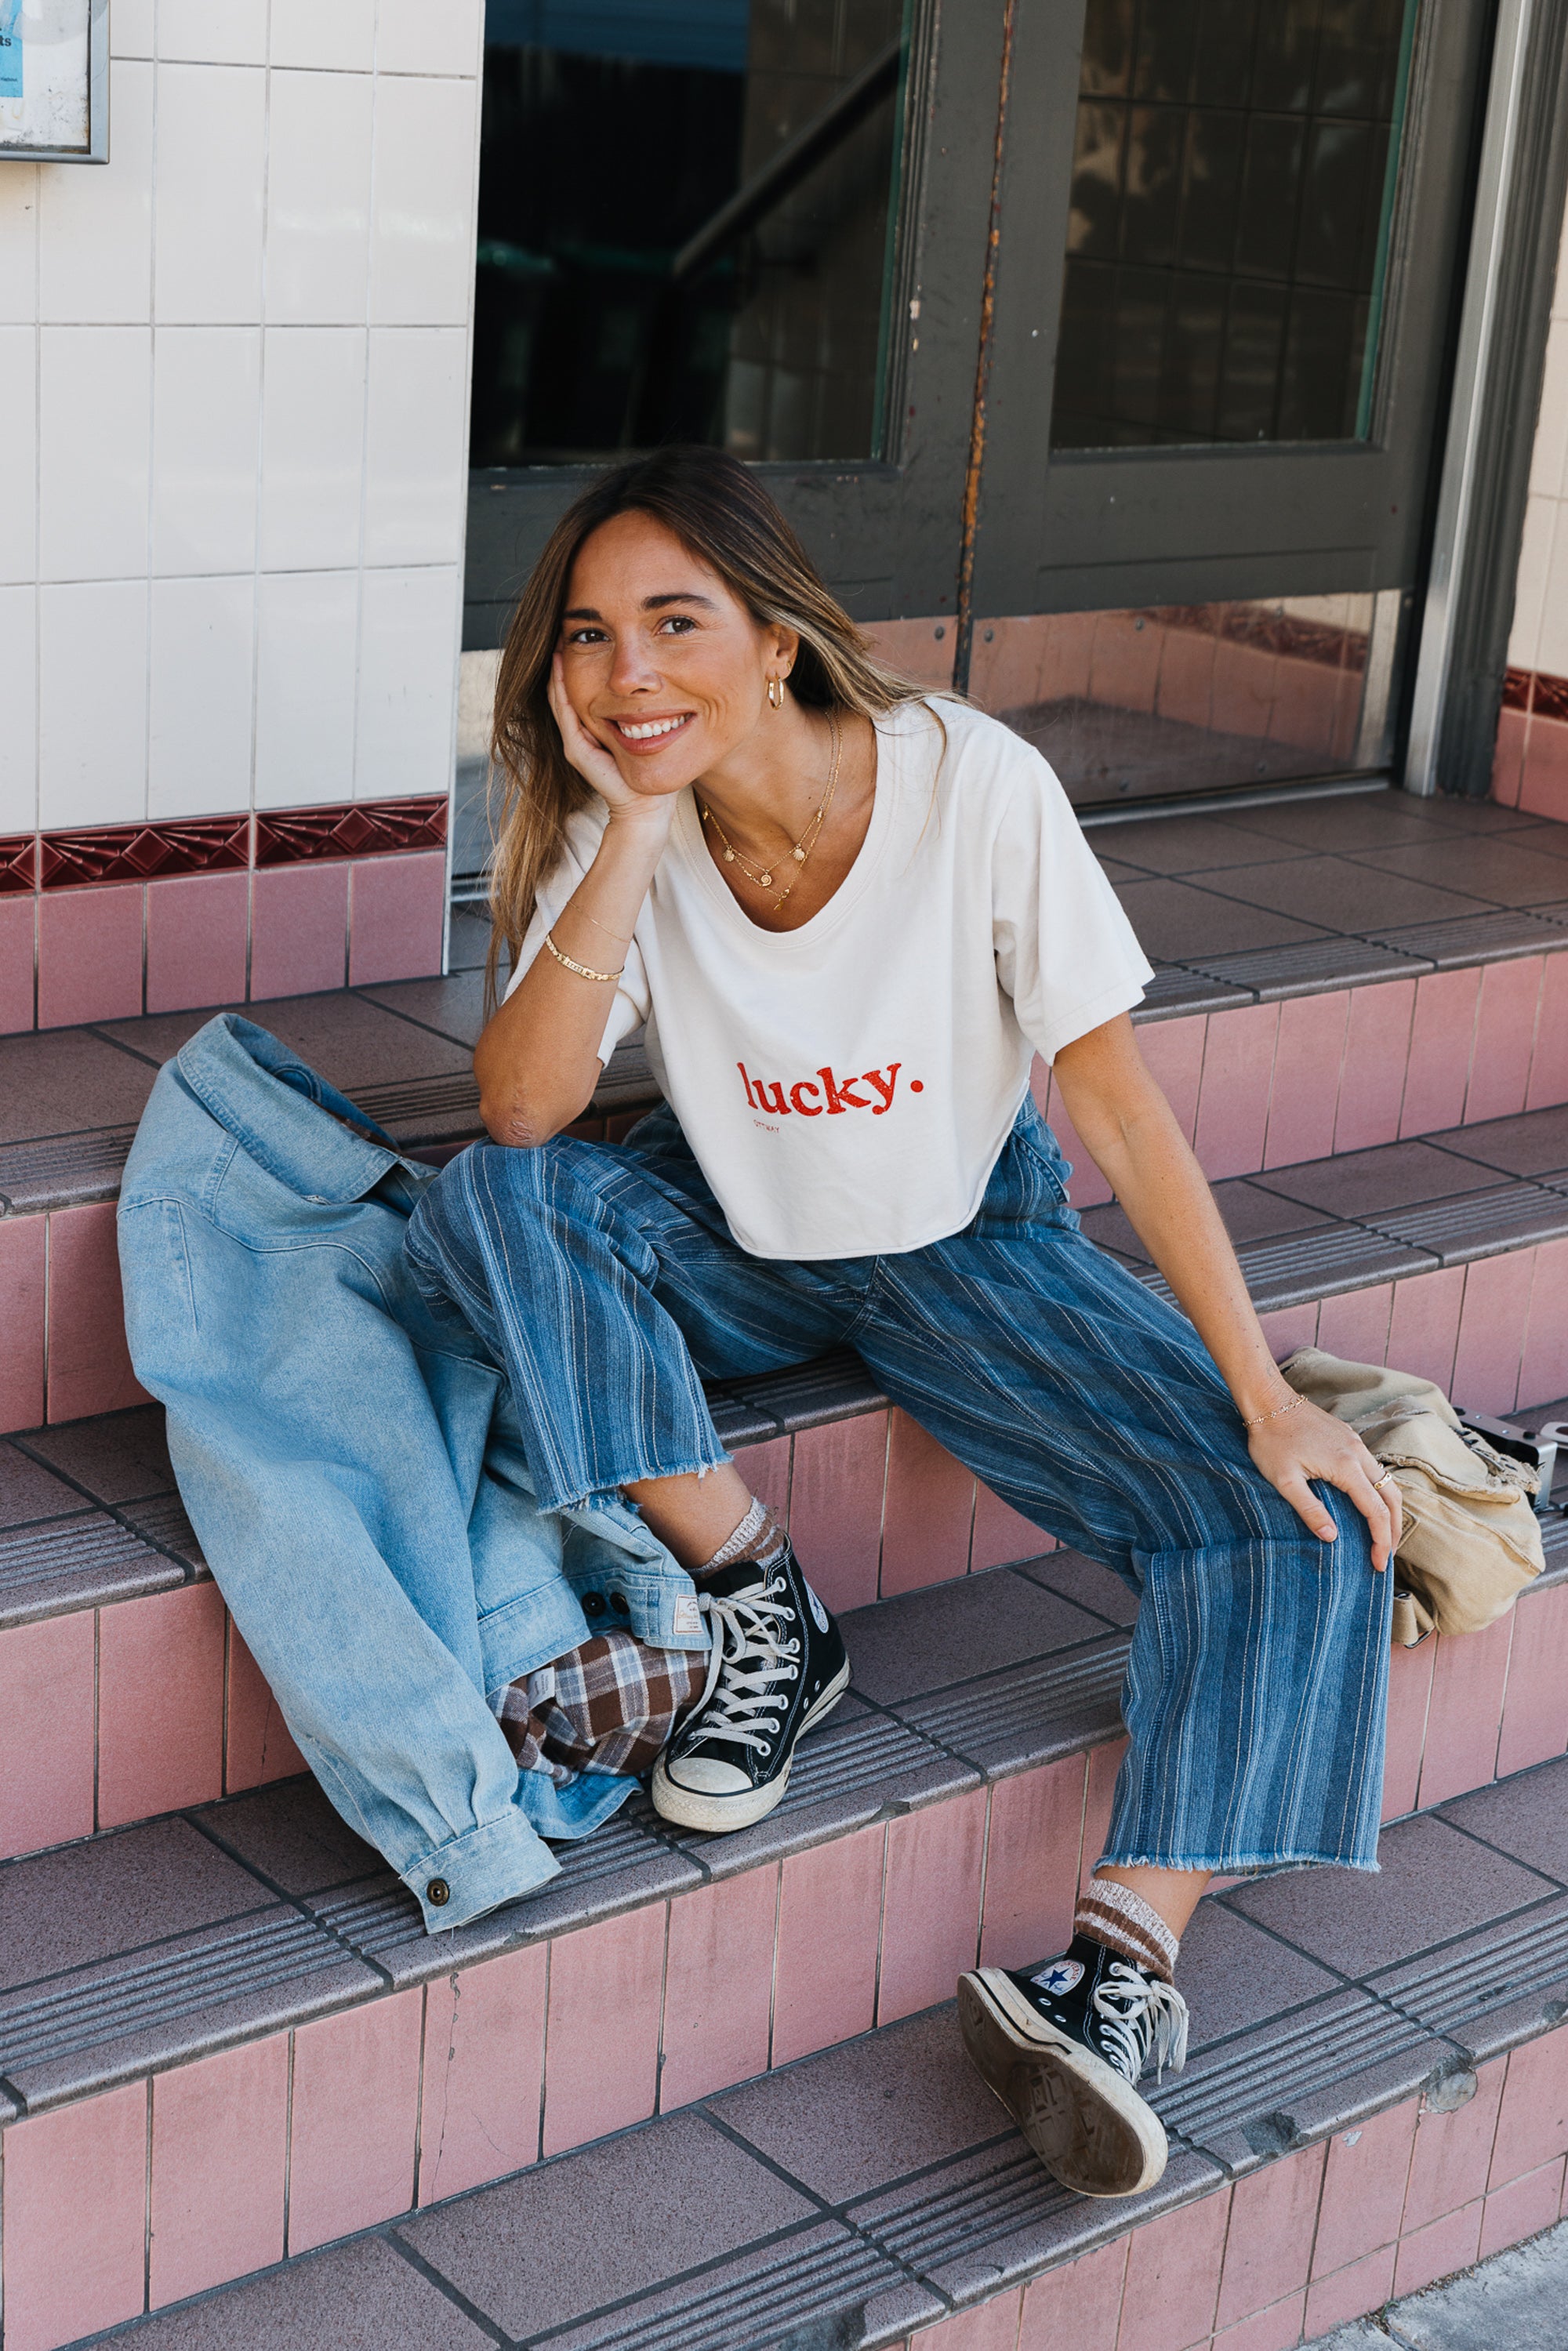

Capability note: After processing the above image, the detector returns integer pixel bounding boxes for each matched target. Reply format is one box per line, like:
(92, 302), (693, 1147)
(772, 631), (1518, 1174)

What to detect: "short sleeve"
(990, 742), (1154, 1062)
(503, 809), (652, 1065)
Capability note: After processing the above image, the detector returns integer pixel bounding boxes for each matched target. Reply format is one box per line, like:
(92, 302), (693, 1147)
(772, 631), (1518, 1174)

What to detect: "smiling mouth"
(609, 713), (695, 748)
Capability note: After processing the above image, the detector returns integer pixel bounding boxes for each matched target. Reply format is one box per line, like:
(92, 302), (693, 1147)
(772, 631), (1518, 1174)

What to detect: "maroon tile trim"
(0, 836), (37, 895)
(1503, 667), (1534, 711)
(38, 816), (252, 891)
(253, 795), (448, 868)
(1531, 669), (1568, 723)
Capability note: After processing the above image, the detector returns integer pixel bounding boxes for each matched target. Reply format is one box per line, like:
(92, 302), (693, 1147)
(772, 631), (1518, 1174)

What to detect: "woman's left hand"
(1247, 1397), (1403, 1573)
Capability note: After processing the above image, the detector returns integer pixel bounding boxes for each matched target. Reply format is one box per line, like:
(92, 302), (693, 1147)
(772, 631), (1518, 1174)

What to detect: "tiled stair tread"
(1357, 904), (1568, 966)
(0, 1036), (655, 1215)
(0, 1906), (377, 2117)
(83, 1761), (1568, 2351)
(894, 1635), (1131, 1772)
(1363, 1181), (1568, 1262)
(10, 1540), (1568, 2121)
(0, 1562), (1126, 2094)
(0, 1511), (187, 1629)
(9, 898), (1568, 1214)
(1174, 936), (1435, 997)
(1146, 1986), (1442, 2172)
(1367, 1894), (1568, 2054)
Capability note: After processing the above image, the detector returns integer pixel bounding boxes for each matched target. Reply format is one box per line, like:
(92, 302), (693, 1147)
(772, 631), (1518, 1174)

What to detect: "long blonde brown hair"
(485, 445), (935, 1010)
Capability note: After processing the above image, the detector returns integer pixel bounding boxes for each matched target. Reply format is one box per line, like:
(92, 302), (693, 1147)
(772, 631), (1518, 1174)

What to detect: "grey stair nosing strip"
(1152, 1999), (1436, 2142)
(526, 2230), (910, 2351)
(0, 1916), (357, 2078)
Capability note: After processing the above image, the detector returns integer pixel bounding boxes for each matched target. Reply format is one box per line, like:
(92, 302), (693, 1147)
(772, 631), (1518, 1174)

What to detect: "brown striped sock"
(1075, 1878), (1180, 1983)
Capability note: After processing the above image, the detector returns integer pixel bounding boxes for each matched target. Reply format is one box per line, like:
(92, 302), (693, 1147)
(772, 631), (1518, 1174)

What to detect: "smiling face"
(557, 510), (797, 795)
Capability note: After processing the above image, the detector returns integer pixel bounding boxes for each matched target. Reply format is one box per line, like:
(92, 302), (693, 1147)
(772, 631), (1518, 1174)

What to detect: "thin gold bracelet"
(543, 931), (623, 984)
(1242, 1392), (1305, 1431)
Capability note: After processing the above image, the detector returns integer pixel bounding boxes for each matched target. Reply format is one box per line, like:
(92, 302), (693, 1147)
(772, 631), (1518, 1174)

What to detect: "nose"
(607, 631), (662, 700)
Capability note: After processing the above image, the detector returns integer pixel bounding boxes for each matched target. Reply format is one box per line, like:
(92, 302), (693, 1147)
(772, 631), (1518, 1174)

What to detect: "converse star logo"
(1032, 1957), (1084, 1997)
(805, 1584), (829, 1634)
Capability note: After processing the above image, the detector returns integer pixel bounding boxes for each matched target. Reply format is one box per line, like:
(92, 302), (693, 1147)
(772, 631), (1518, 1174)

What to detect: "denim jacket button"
(583, 1591), (605, 1616)
(610, 1591), (630, 1616)
(426, 1878), (450, 1907)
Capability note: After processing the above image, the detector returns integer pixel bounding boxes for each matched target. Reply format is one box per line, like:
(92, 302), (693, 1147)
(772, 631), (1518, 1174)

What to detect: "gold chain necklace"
(700, 716), (841, 912)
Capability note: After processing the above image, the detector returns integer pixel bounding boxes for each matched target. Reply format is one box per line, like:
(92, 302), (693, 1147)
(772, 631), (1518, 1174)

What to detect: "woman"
(408, 445), (1400, 2204)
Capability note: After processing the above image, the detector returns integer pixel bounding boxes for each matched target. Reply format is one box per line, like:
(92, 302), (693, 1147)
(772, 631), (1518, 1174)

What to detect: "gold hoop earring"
(768, 675), (785, 710)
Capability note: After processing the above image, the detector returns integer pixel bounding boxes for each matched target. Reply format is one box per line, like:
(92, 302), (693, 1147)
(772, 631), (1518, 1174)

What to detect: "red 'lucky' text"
(736, 1061), (924, 1117)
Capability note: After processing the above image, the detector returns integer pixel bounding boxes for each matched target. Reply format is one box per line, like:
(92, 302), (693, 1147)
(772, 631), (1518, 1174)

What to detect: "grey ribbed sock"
(695, 1499), (788, 1582)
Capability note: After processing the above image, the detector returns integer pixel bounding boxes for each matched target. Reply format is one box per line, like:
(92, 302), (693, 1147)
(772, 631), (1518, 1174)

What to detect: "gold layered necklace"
(700, 715), (841, 913)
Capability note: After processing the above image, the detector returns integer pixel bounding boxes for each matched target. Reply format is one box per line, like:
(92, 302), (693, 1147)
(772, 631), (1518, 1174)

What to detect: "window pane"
(1050, 0), (1418, 451)
(968, 593), (1405, 809)
(472, 0), (909, 467)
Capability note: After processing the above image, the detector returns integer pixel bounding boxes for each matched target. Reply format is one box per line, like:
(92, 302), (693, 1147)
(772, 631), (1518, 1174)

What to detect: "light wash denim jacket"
(118, 1014), (707, 1932)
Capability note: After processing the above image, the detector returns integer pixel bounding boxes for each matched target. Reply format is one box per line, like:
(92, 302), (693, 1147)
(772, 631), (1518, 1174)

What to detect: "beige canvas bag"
(1278, 1348), (1544, 1648)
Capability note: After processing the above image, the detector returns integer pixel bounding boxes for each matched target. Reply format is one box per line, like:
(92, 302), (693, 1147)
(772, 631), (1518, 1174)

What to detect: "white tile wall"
(260, 328), (367, 571)
(38, 582), (149, 830)
(0, 326), (37, 586)
(2, 4), (477, 838)
(154, 65), (269, 324)
(0, 169), (37, 321)
(255, 570), (360, 808)
(39, 328), (151, 582)
(369, 78), (478, 328)
(265, 71), (374, 325)
(158, 0), (269, 67)
(150, 575), (256, 818)
(1509, 183), (1568, 679)
(0, 586), (38, 833)
(151, 328), (263, 577)
(357, 566), (460, 798)
(270, 0), (376, 74)
(364, 328), (468, 565)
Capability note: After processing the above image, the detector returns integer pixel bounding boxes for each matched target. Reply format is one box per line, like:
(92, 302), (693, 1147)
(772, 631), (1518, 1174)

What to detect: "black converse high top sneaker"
(958, 1935), (1188, 2198)
(651, 1544), (849, 1832)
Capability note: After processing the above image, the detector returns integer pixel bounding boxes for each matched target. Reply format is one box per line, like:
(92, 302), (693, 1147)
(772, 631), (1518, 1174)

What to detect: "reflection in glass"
(969, 593), (1405, 809)
(1051, 0), (1419, 449)
(471, 1), (907, 467)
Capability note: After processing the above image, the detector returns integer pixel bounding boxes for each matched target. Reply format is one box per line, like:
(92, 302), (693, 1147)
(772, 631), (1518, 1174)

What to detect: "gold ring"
(1371, 1471), (1396, 1490)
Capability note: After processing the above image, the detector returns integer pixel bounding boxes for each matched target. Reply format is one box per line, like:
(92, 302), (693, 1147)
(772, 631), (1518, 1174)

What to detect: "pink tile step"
(0, 2082), (148, 2351)
(45, 1202), (151, 1424)
(0, 1613), (96, 1860)
(37, 883), (143, 1029)
(348, 851), (446, 986)
(144, 871), (249, 1016)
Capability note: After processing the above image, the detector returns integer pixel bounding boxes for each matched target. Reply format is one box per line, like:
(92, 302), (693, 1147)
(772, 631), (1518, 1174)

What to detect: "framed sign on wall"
(0, 0), (107, 163)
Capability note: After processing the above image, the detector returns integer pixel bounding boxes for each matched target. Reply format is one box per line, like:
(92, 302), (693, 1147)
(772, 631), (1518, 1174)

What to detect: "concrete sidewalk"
(1308, 2217), (1568, 2348)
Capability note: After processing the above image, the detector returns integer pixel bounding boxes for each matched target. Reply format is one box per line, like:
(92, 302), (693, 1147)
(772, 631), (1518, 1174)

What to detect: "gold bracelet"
(1242, 1393), (1305, 1431)
(543, 931), (623, 984)
(580, 909), (633, 947)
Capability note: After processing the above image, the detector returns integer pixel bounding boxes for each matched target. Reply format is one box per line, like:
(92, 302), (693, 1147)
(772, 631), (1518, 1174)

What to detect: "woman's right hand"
(548, 654), (677, 844)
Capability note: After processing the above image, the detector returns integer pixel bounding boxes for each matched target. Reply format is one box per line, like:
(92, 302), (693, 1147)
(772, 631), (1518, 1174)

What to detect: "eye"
(657, 614), (698, 634)
(563, 626), (607, 647)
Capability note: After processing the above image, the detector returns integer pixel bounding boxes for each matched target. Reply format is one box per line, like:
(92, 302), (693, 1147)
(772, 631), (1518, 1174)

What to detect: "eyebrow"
(561, 591), (719, 620)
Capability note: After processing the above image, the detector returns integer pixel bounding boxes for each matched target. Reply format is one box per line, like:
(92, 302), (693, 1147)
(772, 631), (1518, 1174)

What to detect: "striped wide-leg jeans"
(406, 1100), (1392, 1875)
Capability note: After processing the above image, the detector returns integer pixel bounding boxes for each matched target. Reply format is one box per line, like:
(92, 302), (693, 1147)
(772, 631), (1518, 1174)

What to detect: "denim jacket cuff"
(402, 1807), (561, 1932)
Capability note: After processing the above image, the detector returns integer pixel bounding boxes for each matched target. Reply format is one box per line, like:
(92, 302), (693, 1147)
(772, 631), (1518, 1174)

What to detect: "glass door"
(464, 0), (1003, 643)
(971, 0), (1492, 807)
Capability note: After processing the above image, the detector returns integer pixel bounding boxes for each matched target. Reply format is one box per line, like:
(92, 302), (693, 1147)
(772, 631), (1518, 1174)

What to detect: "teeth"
(618, 717), (688, 741)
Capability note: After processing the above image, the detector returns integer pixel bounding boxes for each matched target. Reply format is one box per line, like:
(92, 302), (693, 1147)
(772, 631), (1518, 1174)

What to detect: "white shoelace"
(1092, 1962), (1189, 2083)
(687, 1576), (801, 1757)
